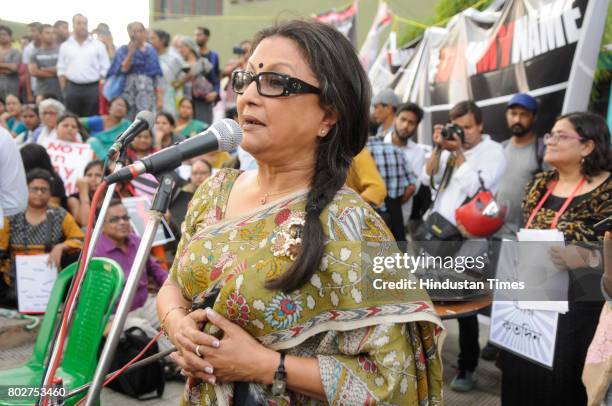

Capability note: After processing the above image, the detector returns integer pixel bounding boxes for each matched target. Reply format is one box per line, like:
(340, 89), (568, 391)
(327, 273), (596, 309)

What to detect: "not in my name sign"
(42, 139), (93, 195)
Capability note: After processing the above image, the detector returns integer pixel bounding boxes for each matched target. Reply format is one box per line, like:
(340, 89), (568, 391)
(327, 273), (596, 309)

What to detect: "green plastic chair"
(0, 257), (125, 405)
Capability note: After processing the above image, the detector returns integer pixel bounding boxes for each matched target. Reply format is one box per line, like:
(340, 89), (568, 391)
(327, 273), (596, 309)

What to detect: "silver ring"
(196, 344), (203, 357)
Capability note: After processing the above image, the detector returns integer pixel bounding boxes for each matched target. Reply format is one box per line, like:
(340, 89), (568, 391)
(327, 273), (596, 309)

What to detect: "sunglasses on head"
(231, 70), (320, 98)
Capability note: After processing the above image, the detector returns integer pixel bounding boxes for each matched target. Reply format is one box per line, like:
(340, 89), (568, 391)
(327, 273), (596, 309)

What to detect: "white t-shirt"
(421, 135), (507, 225)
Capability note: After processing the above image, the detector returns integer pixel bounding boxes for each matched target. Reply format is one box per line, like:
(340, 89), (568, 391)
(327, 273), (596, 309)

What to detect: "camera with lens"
(232, 46), (246, 55)
(441, 123), (465, 143)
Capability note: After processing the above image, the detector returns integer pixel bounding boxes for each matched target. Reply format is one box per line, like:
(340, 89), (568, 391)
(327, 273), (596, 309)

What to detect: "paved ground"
(0, 316), (501, 405)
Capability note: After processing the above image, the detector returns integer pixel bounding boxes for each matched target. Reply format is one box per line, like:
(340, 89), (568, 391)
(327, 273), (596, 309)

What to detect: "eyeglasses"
(543, 131), (584, 144)
(29, 186), (50, 194)
(107, 215), (131, 224)
(231, 70), (320, 97)
(42, 111), (58, 116)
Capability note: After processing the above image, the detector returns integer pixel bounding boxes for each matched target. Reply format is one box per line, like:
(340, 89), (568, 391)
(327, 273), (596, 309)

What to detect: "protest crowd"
(0, 5), (610, 406)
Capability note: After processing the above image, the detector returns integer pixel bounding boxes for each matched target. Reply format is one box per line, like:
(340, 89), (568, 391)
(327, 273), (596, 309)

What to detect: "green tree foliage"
(396, 0), (493, 46)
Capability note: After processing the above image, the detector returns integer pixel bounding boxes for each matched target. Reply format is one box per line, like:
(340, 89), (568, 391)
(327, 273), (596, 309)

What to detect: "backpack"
(103, 326), (165, 399)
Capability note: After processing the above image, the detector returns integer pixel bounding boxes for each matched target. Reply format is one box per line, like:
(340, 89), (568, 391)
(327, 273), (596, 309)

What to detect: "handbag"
(191, 74), (214, 100)
(103, 74), (125, 101)
(102, 327), (165, 399)
(415, 212), (464, 257)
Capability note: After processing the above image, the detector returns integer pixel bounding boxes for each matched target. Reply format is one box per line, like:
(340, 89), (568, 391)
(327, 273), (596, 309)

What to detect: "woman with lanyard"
(499, 112), (611, 406)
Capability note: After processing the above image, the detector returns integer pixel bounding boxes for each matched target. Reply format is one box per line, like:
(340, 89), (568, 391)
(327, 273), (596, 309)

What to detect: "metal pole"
(84, 174), (176, 405)
(40, 162), (124, 400)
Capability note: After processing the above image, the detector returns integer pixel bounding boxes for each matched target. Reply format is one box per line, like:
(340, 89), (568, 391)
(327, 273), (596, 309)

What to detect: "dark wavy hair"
(156, 111), (176, 127)
(20, 143), (55, 173)
(26, 168), (53, 187)
(84, 159), (104, 175)
(557, 112), (611, 178)
(254, 20), (371, 292)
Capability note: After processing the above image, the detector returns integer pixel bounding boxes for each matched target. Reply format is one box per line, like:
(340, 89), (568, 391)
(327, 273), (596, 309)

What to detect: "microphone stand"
(38, 153), (127, 405)
(84, 172), (177, 406)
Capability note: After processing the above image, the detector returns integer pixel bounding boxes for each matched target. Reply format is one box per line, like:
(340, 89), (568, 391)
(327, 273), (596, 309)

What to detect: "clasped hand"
(170, 308), (276, 385)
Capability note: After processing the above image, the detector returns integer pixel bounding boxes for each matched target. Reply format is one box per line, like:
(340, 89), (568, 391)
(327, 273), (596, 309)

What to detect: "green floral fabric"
(170, 169), (444, 405)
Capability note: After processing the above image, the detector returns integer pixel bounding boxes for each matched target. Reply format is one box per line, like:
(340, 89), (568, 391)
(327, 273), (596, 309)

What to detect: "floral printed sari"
(170, 169), (444, 405)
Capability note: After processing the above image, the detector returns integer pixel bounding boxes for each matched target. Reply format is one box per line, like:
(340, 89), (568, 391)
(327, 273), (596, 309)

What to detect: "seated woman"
(174, 98), (207, 138)
(82, 96), (131, 160)
(154, 111), (184, 149)
(157, 20), (443, 405)
(0, 94), (26, 136)
(127, 128), (158, 162)
(67, 160), (104, 228)
(0, 168), (84, 301)
(20, 144), (67, 208)
(31, 98), (65, 145)
(56, 112), (87, 143)
(14, 104), (40, 145)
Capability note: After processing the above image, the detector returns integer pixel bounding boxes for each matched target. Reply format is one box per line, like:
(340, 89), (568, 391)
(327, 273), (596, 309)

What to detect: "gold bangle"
(160, 305), (189, 332)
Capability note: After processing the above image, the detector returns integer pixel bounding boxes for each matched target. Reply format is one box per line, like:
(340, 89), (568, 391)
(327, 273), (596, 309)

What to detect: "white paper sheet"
(490, 301), (559, 368)
(516, 229), (569, 313)
(15, 254), (57, 313)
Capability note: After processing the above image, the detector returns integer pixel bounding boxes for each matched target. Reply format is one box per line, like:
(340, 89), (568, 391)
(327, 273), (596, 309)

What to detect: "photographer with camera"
(422, 100), (506, 392)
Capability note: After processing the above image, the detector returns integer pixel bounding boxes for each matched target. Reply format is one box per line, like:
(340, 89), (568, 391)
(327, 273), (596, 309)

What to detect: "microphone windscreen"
(134, 110), (155, 130)
(205, 119), (243, 152)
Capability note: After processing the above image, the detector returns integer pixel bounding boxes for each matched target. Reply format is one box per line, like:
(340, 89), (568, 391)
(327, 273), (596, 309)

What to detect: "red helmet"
(455, 190), (507, 237)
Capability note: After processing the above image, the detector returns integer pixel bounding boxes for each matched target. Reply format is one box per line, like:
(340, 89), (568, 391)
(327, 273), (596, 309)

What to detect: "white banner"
(42, 139), (93, 195)
(359, 1), (392, 72)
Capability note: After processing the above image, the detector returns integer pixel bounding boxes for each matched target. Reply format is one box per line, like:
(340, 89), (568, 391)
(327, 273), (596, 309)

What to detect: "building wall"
(150, 0), (437, 65)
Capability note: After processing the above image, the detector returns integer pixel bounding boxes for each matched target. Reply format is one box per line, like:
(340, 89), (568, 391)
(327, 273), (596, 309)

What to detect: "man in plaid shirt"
(366, 134), (417, 241)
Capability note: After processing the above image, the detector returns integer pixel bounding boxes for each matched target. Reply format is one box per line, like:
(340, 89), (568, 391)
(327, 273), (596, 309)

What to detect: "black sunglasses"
(231, 70), (320, 97)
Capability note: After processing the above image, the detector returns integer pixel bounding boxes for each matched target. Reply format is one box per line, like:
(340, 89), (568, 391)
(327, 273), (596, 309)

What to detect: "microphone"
(105, 118), (243, 184)
(106, 110), (155, 159)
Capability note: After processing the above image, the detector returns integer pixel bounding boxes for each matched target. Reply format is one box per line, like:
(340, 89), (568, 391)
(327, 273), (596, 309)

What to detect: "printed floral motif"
(203, 206), (222, 226)
(255, 256), (288, 281)
(270, 211), (306, 261)
(209, 251), (237, 281)
(264, 293), (303, 329)
(358, 355), (379, 374)
(226, 291), (250, 327)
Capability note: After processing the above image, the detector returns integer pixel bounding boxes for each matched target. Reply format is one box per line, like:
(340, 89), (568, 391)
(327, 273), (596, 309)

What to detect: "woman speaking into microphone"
(156, 20), (443, 405)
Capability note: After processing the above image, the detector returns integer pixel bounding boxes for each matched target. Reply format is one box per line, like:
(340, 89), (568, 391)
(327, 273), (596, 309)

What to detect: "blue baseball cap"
(507, 93), (538, 113)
